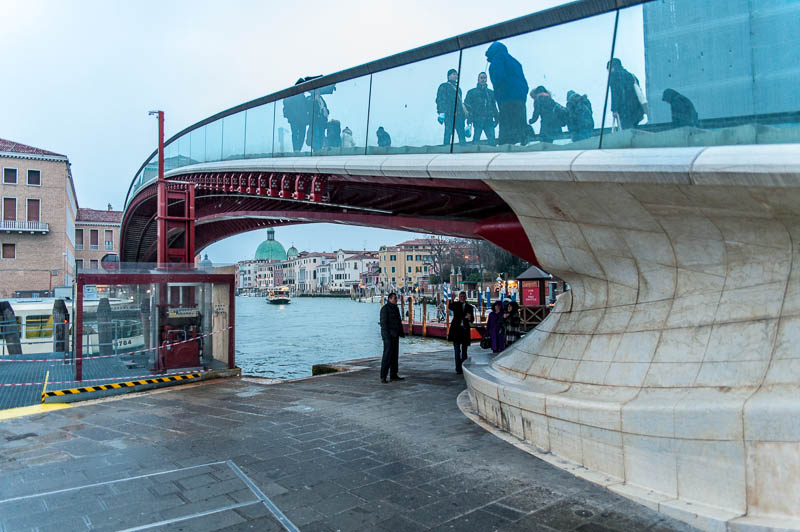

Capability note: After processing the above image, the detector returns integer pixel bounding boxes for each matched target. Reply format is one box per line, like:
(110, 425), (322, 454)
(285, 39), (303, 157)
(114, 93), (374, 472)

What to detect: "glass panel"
(457, 11), (616, 153)
(190, 126), (205, 164)
(222, 111), (246, 160)
(275, 90), (312, 156)
(178, 135), (191, 168)
(164, 142), (179, 172)
(621, 0), (800, 149)
(310, 76), (370, 156)
(367, 52), (460, 154)
(244, 103), (275, 158)
(142, 155), (158, 182)
(205, 119), (223, 162)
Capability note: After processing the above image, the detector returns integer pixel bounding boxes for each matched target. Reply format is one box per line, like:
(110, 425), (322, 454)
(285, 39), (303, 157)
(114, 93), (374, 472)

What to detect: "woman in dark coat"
(607, 58), (645, 129)
(486, 301), (507, 354)
(529, 86), (567, 143)
(448, 292), (474, 373)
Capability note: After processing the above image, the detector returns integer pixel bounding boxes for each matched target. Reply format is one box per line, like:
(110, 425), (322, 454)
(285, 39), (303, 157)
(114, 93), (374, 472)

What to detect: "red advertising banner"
(522, 283), (539, 306)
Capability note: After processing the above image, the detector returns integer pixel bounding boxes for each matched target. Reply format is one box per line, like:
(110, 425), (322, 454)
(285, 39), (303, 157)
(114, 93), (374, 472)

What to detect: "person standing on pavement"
(486, 300), (508, 354)
(448, 291), (474, 374)
(380, 292), (405, 383)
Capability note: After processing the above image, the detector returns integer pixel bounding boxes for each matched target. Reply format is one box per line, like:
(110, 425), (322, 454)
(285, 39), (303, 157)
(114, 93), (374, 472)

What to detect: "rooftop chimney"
(107, 203), (113, 211)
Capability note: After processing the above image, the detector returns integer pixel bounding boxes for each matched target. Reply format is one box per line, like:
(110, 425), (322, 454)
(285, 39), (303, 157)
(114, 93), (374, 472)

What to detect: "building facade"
(0, 138), (77, 297)
(74, 205), (121, 270)
(378, 238), (435, 290)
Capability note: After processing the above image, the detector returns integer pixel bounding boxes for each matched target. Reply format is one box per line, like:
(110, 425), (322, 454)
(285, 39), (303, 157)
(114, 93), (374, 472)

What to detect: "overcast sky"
(1, 0), (598, 263)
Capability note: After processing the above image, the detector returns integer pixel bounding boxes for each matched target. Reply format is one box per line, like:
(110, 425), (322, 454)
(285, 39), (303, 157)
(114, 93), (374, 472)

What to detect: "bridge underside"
(121, 168), (535, 264)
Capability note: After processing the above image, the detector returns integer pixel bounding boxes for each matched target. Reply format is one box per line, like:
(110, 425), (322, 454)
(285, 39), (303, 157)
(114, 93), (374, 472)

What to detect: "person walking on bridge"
(436, 69), (467, 145)
(448, 291), (474, 374)
(485, 42), (529, 146)
(283, 78), (311, 152)
(464, 72), (499, 145)
(380, 292), (405, 383)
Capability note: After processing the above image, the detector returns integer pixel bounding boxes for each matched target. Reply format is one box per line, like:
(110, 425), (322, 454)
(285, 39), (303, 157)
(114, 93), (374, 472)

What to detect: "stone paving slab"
(0, 349), (698, 531)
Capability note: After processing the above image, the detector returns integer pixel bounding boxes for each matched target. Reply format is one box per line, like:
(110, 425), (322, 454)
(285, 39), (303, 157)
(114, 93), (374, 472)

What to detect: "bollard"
(422, 299), (427, 337)
(52, 299), (69, 353)
(0, 301), (22, 355)
(97, 298), (113, 356)
(408, 296), (414, 337)
(445, 299), (451, 338)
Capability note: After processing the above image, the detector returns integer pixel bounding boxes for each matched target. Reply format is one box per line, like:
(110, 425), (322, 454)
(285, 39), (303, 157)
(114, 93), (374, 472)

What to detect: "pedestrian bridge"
(121, 0), (800, 529)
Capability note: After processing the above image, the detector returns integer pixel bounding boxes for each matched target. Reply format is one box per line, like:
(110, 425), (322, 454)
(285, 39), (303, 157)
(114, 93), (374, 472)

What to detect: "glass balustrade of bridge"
(127, 0), (800, 205)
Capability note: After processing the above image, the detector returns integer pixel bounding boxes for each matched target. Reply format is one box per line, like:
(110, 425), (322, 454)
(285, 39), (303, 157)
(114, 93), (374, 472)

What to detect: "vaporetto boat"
(0, 297), (145, 356)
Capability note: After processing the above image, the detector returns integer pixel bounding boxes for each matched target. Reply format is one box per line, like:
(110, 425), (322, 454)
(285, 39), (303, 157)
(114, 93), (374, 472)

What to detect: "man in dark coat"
(485, 42), (529, 146)
(607, 58), (645, 129)
(283, 78), (312, 152)
(436, 69), (467, 145)
(464, 72), (499, 145)
(376, 126), (391, 148)
(379, 292), (405, 383)
(566, 90), (595, 142)
(529, 86), (568, 143)
(662, 89), (699, 127)
(448, 291), (474, 374)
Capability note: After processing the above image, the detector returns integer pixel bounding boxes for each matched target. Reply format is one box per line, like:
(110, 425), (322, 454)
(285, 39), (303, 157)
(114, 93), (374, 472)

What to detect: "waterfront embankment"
(0, 349), (696, 531)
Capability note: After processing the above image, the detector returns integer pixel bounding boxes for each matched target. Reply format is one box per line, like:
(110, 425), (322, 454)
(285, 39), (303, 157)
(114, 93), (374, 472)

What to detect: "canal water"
(235, 296), (447, 379)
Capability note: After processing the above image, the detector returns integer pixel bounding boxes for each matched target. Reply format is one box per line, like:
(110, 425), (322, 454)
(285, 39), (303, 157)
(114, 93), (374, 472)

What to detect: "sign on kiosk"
(522, 284), (540, 306)
(84, 284), (98, 300)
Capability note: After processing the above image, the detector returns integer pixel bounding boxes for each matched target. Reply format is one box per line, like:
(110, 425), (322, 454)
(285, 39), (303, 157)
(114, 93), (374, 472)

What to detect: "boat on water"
(267, 287), (291, 305)
(0, 297), (144, 356)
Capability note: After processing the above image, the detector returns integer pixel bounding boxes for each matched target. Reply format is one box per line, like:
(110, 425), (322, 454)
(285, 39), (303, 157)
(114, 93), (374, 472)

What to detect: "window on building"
(3, 197), (16, 221)
(415, 255), (421, 261)
(2, 243), (15, 259)
(390, 255), (396, 261)
(90, 229), (99, 250)
(391, 266), (395, 273)
(406, 255), (412, 260)
(104, 230), (113, 250)
(26, 315), (53, 338)
(416, 266), (421, 273)
(26, 199), (40, 222)
(407, 266), (412, 273)
(75, 229), (83, 249)
(391, 277), (396, 282)
(76, 259), (83, 270)
(27, 170), (41, 186)
(2, 168), (17, 184)
(90, 259), (98, 269)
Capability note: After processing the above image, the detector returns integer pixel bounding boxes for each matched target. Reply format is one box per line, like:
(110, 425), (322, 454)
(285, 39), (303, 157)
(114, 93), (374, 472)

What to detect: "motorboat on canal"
(267, 287), (291, 305)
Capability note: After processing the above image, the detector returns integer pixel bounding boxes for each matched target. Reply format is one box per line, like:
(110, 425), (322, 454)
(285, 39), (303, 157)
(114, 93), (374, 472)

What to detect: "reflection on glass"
(178, 135), (191, 167)
(190, 127), (205, 164)
(142, 155), (157, 182)
(616, 0), (800, 148)
(275, 89), (312, 157)
(222, 112), (245, 160)
(311, 77), (370, 156)
(367, 52), (460, 154)
(205, 119), (223, 162)
(164, 143), (179, 172)
(459, 12), (615, 152)
(244, 103), (274, 159)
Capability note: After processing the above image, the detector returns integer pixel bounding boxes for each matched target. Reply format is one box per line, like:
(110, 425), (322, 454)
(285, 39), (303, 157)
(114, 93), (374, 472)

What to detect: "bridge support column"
(465, 170), (800, 529)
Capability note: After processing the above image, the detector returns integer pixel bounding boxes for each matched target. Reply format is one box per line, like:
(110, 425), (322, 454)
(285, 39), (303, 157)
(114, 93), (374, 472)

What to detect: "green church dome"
(254, 228), (287, 261)
(287, 246), (299, 259)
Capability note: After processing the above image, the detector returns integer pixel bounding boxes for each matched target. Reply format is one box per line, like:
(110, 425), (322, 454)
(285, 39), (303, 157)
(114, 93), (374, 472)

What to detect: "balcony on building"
(1, 220), (49, 234)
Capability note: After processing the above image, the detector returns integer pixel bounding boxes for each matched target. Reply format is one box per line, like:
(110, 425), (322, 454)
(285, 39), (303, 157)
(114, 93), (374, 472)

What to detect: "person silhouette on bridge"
(566, 90), (595, 142)
(342, 126), (356, 148)
(464, 72), (499, 145)
(662, 88), (699, 128)
(529, 85), (568, 143)
(380, 292), (405, 383)
(376, 126), (391, 148)
(283, 78), (312, 152)
(607, 58), (646, 129)
(448, 291), (474, 374)
(485, 42), (529, 146)
(436, 69), (467, 145)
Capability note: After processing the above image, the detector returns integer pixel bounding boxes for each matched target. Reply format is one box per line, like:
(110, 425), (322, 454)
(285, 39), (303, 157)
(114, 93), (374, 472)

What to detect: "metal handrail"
(124, 0), (650, 207)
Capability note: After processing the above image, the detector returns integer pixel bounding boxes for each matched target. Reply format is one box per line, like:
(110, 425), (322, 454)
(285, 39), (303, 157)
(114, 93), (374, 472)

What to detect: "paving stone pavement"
(0, 350), (698, 532)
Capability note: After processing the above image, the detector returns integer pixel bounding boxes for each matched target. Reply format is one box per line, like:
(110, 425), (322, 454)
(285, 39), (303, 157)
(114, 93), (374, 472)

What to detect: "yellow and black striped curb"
(41, 373), (201, 403)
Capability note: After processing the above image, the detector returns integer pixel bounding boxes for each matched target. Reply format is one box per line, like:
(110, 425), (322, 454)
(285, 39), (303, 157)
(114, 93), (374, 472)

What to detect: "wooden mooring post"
(422, 299), (427, 336)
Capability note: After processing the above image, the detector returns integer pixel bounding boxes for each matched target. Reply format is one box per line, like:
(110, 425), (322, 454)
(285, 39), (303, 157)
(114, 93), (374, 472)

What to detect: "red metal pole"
(151, 110), (167, 266)
(76, 277), (84, 382)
